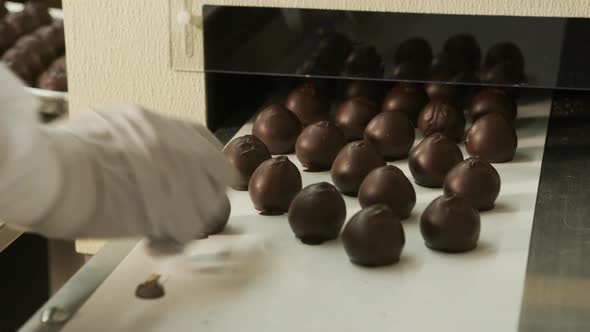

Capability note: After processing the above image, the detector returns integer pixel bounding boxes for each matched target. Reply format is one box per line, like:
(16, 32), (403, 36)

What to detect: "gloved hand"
(34, 105), (237, 250)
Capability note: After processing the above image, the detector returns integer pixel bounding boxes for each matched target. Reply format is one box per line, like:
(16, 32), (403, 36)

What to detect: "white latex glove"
(0, 65), (236, 250)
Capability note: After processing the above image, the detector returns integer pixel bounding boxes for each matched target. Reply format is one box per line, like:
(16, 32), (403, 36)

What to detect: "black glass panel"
(203, 6), (590, 90)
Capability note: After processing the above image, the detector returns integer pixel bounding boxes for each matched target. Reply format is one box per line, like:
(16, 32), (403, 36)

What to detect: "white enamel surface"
(63, 93), (551, 332)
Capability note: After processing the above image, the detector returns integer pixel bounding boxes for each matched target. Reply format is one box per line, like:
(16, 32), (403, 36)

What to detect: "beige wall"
(63, 0), (589, 122)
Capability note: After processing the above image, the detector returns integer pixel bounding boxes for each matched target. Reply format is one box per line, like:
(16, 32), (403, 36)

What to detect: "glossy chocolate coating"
(358, 165), (416, 220)
(37, 66), (67, 91)
(223, 135), (271, 190)
(382, 83), (428, 127)
(344, 79), (383, 102)
(3, 47), (43, 74)
(13, 34), (57, 65)
(36, 23), (65, 52)
(334, 97), (379, 141)
(417, 99), (465, 142)
(0, 22), (18, 52)
(295, 121), (346, 172)
(207, 194), (231, 235)
(484, 42), (525, 72)
(135, 275), (165, 299)
(442, 34), (481, 72)
(444, 157), (501, 211)
(25, 1), (52, 25)
(342, 205), (405, 267)
(465, 112), (518, 163)
(249, 156), (302, 215)
(409, 133), (464, 188)
(252, 104), (302, 154)
(394, 37), (432, 66)
(5, 11), (40, 36)
(288, 182), (346, 245)
(425, 70), (463, 101)
(468, 88), (517, 122)
(364, 111), (415, 160)
(285, 82), (329, 125)
(420, 195), (480, 253)
(331, 140), (385, 196)
(343, 44), (383, 77)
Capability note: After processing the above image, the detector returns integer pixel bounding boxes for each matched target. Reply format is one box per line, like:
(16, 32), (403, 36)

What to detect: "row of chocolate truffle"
(300, 30), (525, 86)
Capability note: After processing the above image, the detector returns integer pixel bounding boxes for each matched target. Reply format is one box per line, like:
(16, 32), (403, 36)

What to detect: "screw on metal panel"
(41, 306), (71, 325)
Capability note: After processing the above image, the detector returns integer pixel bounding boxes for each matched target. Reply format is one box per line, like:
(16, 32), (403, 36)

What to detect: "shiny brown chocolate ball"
(285, 82), (330, 125)
(252, 104), (302, 154)
(13, 34), (57, 65)
(37, 66), (67, 91)
(288, 182), (346, 245)
(295, 121), (346, 172)
(344, 79), (383, 101)
(342, 205), (405, 267)
(358, 165), (416, 220)
(444, 157), (501, 211)
(364, 111), (415, 160)
(249, 156), (302, 215)
(468, 88), (517, 122)
(334, 97), (380, 141)
(223, 135), (271, 191)
(25, 1), (52, 25)
(331, 140), (386, 196)
(5, 11), (40, 36)
(2, 47), (43, 75)
(408, 133), (464, 188)
(36, 23), (64, 52)
(420, 195), (481, 253)
(417, 99), (465, 142)
(382, 83), (428, 127)
(465, 112), (517, 163)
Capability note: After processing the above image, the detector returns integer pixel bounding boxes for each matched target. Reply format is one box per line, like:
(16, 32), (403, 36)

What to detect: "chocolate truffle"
(37, 66), (67, 91)
(285, 82), (329, 125)
(468, 88), (517, 122)
(364, 111), (415, 160)
(5, 11), (40, 36)
(444, 157), (501, 211)
(465, 112), (517, 163)
(25, 1), (52, 25)
(331, 140), (385, 196)
(295, 121), (346, 172)
(394, 37), (432, 66)
(425, 70), (463, 101)
(249, 156), (302, 215)
(358, 165), (416, 220)
(252, 104), (302, 154)
(408, 133), (464, 188)
(36, 23), (65, 52)
(334, 97), (379, 141)
(135, 274), (165, 300)
(342, 205), (405, 267)
(417, 99), (465, 142)
(207, 194), (231, 235)
(343, 44), (383, 77)
(344, 79), (383, 101)
(223, 135), (271, 191)
(420, 195), (480, 253)
(484, 42), (525, 73)
(3, 48), (43, 75)
(442, 34), (481, 72)
(288, 182), (346, 245)
(382, 83), (428, 127)
(13, 34), (57, 65)
(0, 22), (18, 52)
